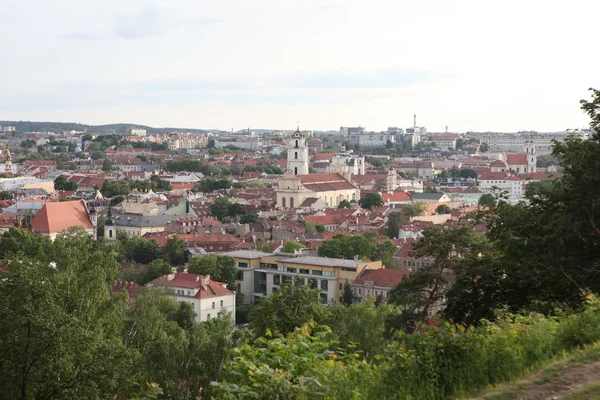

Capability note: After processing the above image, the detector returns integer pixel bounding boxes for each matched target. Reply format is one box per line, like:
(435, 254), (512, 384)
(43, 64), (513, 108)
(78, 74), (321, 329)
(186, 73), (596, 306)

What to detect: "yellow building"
(216, 250), (382, 304)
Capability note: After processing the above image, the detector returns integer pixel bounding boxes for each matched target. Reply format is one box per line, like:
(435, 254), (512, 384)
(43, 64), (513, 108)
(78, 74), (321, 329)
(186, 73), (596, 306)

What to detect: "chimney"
(201, 275), (210, 290)
(167, 273), (175, 281)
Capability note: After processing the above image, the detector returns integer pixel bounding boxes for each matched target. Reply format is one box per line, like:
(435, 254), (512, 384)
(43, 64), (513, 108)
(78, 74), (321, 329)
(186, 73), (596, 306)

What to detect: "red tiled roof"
(490, 160), (506, 167)
(381, 191), (412, 203)
(31, 200), (94, 234)
(298, 173), (356, 191)
(506, 154), (528, 165)
(312, 153), (335, 161)
(352, 268), (409, 288)
(111, 281), (142, 299)
(148, 273), (233, 298)
(477, 172), (510, 180)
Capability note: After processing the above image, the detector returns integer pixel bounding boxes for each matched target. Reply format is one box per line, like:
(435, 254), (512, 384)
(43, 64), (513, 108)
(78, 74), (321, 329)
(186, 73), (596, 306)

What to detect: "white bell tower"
(287, 127), (309, 175)
(523, 139), (537, 173)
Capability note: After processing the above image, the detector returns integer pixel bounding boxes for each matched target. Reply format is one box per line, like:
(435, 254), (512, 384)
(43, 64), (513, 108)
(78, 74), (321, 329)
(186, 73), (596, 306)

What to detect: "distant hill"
(0, 120), (224, 135)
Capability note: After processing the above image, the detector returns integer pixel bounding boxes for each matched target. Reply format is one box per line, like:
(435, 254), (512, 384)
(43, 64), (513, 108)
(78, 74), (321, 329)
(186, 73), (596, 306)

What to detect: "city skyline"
(1, 0), (598, 132)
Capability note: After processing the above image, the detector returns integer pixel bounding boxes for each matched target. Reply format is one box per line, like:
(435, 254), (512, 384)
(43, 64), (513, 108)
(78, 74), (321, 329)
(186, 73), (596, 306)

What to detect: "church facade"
(276, 130), (360, 208)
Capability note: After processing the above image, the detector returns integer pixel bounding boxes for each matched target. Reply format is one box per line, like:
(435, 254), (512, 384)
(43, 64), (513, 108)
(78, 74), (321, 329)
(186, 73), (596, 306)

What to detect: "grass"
(562, 381), (600, 400)
(474, 342), (600, 400)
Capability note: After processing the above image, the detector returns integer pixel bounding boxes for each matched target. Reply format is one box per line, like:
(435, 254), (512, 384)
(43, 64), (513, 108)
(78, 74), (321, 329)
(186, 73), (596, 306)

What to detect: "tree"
(459, 168), (478, 179)
(478, 193), (496, 207)
(436, 204), (452, 214)
(0, 191), (12, 200)
(102, 158), (114, 171)
(187, 255), (238, 290)
(239, 213), (258, 224)
(227, 202), (247, 221)
(122, 236), (160, 264)
(144, 259), (172, 284)
(282, 240), (306, 254)
(315, 224), (326, 233)
(386, 212), (405, 239)
(424, 186), (440, 193)
(305, 221), (316, 234)
(0, 229), (142, 399)
(359, 193), (384, 209)
(210, 197), (231, 221)
(338, 199), (352, 209)
(455, 138), (464, 150)
(374, 179), (387, 191)
(342, 281), (354, 305)
(317, 234), (376, 260)
(101, 180), (131, 198)
(161, 236), (188, 266)
(389, 225), (477, 328)
(479, 142), (489, 152)
(20, 139), (36, 148)
(96, 215), (106, 239)
(54, 176), (78, 191)
(249, 280), (325, 336)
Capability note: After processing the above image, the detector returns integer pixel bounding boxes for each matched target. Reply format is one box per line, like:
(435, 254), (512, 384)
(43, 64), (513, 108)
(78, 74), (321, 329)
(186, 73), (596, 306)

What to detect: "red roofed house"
(31, 200), (96, 240)
(147, 273), (236, 323)
(276, 172), (360, 209)
(350, 268), (409, 302)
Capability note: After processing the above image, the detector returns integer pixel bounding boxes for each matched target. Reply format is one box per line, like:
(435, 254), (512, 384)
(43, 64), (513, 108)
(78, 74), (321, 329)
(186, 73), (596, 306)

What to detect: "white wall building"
(147, 273), (236, 323)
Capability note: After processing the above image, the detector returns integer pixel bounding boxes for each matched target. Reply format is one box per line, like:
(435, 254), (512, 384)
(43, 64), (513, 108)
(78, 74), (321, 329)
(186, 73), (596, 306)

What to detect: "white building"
(147, 273), (236, 323)
(340, 126), (365, 136)
(288, 129), (309, 175)
(348, 131), (396, 148)
(480, 133), (590, 153)
(2, 126), (16, 133)
(329, 150), (366, 178)
(127, 128), (147, 137)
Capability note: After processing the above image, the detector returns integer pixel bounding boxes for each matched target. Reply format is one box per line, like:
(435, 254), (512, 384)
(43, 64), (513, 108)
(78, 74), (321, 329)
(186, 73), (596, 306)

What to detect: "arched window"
(282, 197), (286, 208)
(295, 151), (298, 159)
(295, 140), (299, 148)
(294, 167), (298, 175)
(290, 197), (294, 208)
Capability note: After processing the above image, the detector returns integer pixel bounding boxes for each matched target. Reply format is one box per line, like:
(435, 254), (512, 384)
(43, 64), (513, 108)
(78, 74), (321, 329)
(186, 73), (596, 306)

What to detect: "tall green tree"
(187, 255), (238, 290)
(250, 280), (325, 336)
(358, 193), (384, 209)
(281, 240), (306, 254)
(210, 197), (231, 221)
(161, 236), (188, 266)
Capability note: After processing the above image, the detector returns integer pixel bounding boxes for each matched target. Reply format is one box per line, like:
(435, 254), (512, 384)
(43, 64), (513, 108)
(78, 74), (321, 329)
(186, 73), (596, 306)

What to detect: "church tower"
(386, 167), (397, 191)
(523, 139), (537, 173)
(5, 148), (12, 174)
(287, 128), (309, 175)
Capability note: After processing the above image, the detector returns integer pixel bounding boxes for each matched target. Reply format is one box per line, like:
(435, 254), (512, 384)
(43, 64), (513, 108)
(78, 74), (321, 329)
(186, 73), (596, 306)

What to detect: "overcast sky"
(0, 0), (598, 132)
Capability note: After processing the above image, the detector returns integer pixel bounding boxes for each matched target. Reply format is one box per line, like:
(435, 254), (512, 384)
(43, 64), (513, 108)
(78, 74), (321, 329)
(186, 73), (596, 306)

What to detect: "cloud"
(64, 5), (219, 41)
(282, 68), (444, 89)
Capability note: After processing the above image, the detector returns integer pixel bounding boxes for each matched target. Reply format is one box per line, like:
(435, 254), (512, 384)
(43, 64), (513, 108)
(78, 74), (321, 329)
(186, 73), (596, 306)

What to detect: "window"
(358, 288), (362, 295)
(109, 229), (113, 238)
(299, 269), (310, 275)
(207, 314), (211, 320)
(295, 151), (298, 159)
(319, 293), (328, 304)
(321, 279), (328, 291)
(339, 283), (343, 291)
(295, 140), (299, 148)
(309, 278), (318, 289)
(238, 262), (249, 268)
(237, 270), (244, 280)
(273, 274), (281, 285)
(323, 271), (334, 277)
(212, 302), (215, 309)
(220, 300), (223, 307)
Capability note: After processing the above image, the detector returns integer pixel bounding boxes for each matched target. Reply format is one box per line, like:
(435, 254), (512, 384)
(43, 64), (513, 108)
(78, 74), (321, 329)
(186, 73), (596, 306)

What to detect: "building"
(31, 200), (96, 240)
(127, 128), (147, 137)
(288, 129), (309, 175)
(350, 268), (409, 302)
(277, 135), (360, 208)
(427, 134), (459, 150)
(347, 131), (396, 148)
(216, 250), (383, 304)
(479, 133), (589, 153)
(339, 126), (365, 136)
(147, 273), (236, 323)
(395, 161), (435, 179)
(2, 126), (16, 133)
(104, 213), (176, 238)
(328, 150), (365, 179)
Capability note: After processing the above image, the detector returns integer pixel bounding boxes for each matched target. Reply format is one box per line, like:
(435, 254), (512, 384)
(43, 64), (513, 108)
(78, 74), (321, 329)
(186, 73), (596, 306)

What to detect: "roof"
(31, 200), (94, 234)
(506, 154), (528, 165)
(148, 273), (234, 298)
(298, 173), (357, 191)
(216, 250), (275, 259)
(490, 160), (507, 167)
(351, 268), (409, 288)
(112, 214), (179, 227)
(312, 153), (336, 161)
(410, 193), (445, 201)
(277, 256), (370, 269)
(111, 281), (142, 299)
(381, 191), (412, 203)
(298, 197), (321, 207)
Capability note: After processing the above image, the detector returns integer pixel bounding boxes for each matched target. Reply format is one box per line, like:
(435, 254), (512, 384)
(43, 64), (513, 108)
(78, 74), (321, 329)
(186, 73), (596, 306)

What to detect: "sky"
(0, 0), (598, 133)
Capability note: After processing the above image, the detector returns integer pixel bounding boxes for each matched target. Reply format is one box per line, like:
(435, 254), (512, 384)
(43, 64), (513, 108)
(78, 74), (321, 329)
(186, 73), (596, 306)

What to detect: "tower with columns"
(287, 128), (309, 175)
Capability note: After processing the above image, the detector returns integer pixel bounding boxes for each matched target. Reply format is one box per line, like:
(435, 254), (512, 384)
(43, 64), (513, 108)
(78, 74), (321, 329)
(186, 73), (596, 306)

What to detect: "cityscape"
(2, 0), (600, 399)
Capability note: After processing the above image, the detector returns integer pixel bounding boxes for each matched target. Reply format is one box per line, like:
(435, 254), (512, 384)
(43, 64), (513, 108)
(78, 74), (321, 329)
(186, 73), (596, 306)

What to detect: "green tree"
(227, 202), (247, 221)
(187, 255), (238, 290)
(53, 176), (78, 191)
(389, 225), (478, 328)
(122, 236), (160, 264)
(249, 280), (325, 336)
(239, 213), (258, 224)
(102, 158), (114, 171)
(0, 190), (12, 200)
(144, 259), (172, 284)
(281, 240), (306, 253)
(315, 224), (326, 233)
(342, 281), (354, 305)
(459, 168), (478, 178)
(161, 236), (188, 266)
(0, 229), (142, 399)
(210, 197), (231, 221)
(101, 180), (131, 198)
(96, 215), (106, 239)
(480, 142), (489, 152)
(338, 199), (352, 209)
(478, 193), (496, 207)
(436, 204), (452, 214)
(317, 234), (376, 260)
(358, 192), (384, 209)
